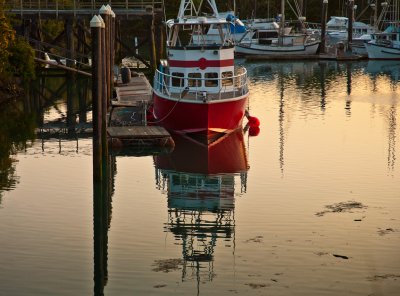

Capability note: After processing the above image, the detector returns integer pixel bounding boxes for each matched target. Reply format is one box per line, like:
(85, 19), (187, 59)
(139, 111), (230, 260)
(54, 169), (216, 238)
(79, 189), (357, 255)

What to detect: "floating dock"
(107, 71), (173, 149)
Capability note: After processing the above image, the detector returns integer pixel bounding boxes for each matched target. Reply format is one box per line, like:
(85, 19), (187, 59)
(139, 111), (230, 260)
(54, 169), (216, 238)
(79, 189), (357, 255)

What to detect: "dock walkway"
(108, 72), (173, 148)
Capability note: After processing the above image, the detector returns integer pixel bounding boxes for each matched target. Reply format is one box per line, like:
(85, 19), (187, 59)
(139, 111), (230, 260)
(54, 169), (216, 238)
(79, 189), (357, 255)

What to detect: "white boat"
(204, 13), (291, 45)
(365, 25), (400, 59)
(235, 0), (320, 57)
(235, 33), (320, 56)
(204, 11), (247, 43)
(351, 34), (373, 57)
(326, 16), (375, 44)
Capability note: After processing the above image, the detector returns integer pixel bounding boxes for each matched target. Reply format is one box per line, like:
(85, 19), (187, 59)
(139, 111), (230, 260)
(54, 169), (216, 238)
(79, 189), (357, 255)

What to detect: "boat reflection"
(154, 129), (249, 289)
(365, 60), (400, 82)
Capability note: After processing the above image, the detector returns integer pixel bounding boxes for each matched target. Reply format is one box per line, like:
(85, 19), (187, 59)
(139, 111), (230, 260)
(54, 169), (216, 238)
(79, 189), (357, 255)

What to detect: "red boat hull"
(154, 128), (248, 175)
(153, 92), (248, 134)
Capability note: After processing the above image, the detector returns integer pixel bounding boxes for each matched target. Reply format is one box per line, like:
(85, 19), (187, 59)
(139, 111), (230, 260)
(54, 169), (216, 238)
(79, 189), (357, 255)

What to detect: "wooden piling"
(65, 17), (75, 67)
(320, 0), (328, 54)
(149, 13), (157, 72)
(100, 5), (112, 108)
(66, 72), (77, 134)
(347, 0), (354, 51)
(110, 9), (116, 103)
(98, 14), (108, 162)
(108, 6), (116, 104)
(91, 15), (103, 181)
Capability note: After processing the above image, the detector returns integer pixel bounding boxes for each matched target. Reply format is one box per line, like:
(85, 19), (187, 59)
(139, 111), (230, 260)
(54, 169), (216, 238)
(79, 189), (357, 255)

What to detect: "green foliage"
(7, 37), (36, 80)
(0, 5), (15, 75)
(42, 20), (65, 40)
(0, 2), (35, 80)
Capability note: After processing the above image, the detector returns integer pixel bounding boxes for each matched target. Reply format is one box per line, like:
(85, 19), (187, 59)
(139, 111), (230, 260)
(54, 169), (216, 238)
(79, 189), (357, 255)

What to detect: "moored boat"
(152, 0), (249, 135)
(365, 1), (400, 60)
(365, 25), (400, 59)
(234, 0), (320, 57)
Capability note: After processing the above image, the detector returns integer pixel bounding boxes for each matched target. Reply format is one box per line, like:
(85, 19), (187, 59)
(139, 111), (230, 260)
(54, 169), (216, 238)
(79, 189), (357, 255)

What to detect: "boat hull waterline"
(365, 42), (400, 60)
(153, 92), (248, 134)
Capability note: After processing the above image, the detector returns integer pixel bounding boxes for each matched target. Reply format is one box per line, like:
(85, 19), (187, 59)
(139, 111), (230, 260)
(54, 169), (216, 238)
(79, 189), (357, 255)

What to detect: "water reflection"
(0, 92), (36, 203)
(0, 72), (92, 203)
(246, 60), (399, 173)
(27, 72), (91, 135)
(92, 137), (115, 295)
(366, 61), (400, 83)
(154, 130), (249, 293)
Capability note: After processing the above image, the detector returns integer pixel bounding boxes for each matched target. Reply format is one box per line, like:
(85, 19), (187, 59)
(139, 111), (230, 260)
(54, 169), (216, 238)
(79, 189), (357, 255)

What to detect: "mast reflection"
(364, 61), (399, 172)
(154, 129), (249, 292)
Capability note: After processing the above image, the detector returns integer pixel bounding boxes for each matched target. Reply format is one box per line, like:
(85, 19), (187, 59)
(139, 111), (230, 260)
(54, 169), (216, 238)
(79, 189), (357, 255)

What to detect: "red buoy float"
(249, 126), (260, 136)
(248, 116), (260, 127)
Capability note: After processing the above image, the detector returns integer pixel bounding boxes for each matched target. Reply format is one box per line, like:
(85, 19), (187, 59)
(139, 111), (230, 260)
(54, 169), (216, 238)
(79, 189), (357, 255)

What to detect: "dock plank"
(108, 126), (170, 139)
(113, 73), (152, 107)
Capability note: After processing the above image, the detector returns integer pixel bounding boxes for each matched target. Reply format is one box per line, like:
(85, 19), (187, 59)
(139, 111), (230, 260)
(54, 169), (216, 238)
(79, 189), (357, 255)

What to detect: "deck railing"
(153, 67), (249, 102)
(6, 0), (163, 14)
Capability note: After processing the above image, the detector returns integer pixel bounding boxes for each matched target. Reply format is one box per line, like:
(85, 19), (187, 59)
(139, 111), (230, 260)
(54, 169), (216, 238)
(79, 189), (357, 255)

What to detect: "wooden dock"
(107, 71), (173, 149)
(112, 73), (152, 107)
(108, 126), (173, 147)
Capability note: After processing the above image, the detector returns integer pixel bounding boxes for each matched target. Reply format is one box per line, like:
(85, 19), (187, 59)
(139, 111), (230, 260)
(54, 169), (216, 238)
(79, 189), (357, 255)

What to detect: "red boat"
(155, 128), (249, 175)
(154, 129), (249, 210)
(152, 0), (249, 135)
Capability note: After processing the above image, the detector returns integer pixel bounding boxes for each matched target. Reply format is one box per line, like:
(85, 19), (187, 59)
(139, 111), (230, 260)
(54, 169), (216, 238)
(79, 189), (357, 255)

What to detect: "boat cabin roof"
(166, 17), (230, 28)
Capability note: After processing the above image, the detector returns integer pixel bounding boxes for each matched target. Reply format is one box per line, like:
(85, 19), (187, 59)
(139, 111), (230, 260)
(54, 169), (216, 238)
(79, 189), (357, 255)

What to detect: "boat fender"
(245, 110), (260, 127)
(249, 126), (260, 137)
(248, 116), (260, 127)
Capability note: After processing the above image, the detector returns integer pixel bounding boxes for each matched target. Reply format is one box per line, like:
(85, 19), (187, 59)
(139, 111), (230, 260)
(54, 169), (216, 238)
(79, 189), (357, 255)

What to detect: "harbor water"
(0, 60), (399, 295)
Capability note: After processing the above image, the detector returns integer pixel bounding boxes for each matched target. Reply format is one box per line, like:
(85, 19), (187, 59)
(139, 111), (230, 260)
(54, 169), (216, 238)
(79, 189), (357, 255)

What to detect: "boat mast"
(279, 0), (286, 46)
(177, 0), (220, 18)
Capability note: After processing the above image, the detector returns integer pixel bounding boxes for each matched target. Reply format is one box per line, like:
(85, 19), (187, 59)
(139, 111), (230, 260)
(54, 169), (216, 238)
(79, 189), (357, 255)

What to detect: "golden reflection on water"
(0, 61), (399, 295)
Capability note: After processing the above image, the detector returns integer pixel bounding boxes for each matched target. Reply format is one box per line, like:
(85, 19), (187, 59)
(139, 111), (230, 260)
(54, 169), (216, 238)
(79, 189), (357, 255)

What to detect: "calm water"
(0, 60), (400, 295)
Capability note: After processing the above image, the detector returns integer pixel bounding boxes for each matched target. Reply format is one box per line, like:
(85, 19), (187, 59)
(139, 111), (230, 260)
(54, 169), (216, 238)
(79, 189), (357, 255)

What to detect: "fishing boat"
(365, 0), (400, 59)
(326, 16), (375, 44)
(365, 25), (400, 59)
(152, 0), (250, 135)
(235, 0), (320, 57)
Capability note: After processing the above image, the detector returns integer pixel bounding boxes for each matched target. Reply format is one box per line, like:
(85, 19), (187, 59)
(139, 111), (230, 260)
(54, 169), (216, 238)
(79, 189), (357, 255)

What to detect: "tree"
(0, 3), (15, 76)
(0, 2), (35, 81)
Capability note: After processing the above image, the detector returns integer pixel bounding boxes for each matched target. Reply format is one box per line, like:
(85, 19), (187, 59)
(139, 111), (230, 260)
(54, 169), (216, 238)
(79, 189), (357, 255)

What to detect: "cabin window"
(171, 72), (184, 87)
(258, 31), (278, 39)
(205, 72), (218, 87)
(222, 71), (233, 86)
(188, 73), (202, 87)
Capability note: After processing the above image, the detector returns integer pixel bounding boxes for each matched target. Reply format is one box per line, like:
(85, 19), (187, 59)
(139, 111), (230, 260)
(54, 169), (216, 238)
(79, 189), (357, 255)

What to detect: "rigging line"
(287, 1), (300, 19)
(147, 91), (185, 124)
(292, 0), (301, 16)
